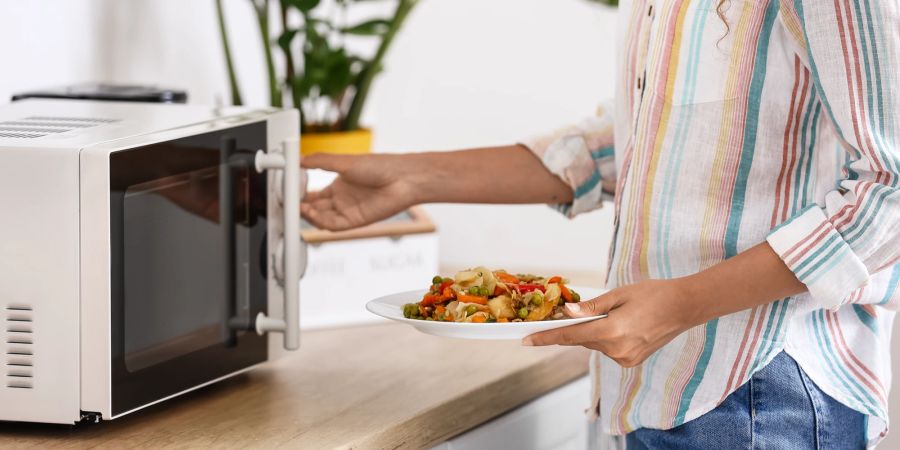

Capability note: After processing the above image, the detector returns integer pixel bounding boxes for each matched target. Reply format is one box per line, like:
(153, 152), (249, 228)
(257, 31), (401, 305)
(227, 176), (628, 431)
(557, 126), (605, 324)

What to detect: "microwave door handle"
(254, 139), (301, 351)
(220, 137), (242, 346)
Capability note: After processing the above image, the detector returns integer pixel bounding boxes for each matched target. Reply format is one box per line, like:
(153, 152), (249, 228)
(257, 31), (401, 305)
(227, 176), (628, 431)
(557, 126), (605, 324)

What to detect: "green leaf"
(284, 0), (320, 12)
(341, 19), (391, 36)
(277, 28), (300, 52)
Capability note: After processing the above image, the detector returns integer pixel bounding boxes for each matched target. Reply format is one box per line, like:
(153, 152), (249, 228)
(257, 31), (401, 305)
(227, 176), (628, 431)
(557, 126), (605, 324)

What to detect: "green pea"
(432, 276), (443, 285)
(531, 292), (544, 306)
(466, 305), (478, 316)
(479, 286), (491, 297)
(572, 291), (581, 302)
(518, 307), (529, 320)
(443, 277), (453, 283)
(403, 304), (416, 318)
(487, 317), (497, 323)
(468, 286), (480, 295)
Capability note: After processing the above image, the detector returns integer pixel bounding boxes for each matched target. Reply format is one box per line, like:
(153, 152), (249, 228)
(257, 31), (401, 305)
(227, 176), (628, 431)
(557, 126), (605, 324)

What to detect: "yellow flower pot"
(300, 128), (373, 156)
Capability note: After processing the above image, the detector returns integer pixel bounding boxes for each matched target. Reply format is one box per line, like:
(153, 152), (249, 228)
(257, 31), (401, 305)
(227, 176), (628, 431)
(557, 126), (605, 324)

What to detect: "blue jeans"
(626, 351), (866, 450)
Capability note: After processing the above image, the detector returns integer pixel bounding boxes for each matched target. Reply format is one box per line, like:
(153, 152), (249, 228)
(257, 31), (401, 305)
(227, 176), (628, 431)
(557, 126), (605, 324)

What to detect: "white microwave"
(0, 100), (305, 424)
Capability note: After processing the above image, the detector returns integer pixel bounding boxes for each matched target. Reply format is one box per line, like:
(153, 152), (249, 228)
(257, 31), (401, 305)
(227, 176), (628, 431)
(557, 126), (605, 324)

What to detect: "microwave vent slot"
(0, 116), (120, 139)
(0, 132), (45, 139)
(5, 304), (33, 389)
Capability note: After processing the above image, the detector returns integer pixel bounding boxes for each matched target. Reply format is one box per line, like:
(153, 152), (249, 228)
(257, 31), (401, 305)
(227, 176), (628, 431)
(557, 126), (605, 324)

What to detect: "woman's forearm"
(403, 144), (574, 205)
(680, 242), (807, 327)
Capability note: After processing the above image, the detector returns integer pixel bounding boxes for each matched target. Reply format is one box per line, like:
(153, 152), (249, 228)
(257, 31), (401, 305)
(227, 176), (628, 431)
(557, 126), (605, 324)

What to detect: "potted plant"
(215, 0), (419, 155)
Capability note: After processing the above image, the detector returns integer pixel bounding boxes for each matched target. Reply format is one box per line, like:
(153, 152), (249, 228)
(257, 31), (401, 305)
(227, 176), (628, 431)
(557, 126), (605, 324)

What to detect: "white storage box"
(300, 207), (439, 329)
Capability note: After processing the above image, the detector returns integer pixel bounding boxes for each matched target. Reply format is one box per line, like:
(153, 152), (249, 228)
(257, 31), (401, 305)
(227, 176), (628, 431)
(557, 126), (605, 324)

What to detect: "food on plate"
(402, 268), (584, 323)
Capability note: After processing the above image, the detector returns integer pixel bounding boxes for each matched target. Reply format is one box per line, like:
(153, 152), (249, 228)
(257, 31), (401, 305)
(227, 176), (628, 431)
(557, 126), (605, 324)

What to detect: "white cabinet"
(433, 376), (592, 450)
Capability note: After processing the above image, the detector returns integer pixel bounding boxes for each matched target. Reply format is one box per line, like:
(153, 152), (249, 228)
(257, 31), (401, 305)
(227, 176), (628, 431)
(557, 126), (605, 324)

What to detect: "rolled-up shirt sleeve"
(766, 1), (900, 309)
(520, 101), (617, 218)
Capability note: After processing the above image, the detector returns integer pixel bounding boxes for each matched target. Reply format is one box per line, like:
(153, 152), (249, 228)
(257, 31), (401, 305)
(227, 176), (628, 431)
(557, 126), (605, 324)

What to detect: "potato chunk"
(487, 295), (516, 319)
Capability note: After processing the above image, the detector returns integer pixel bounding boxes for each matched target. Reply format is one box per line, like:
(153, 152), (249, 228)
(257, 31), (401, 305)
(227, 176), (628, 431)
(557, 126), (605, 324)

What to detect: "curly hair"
(717, 0), (730, 35)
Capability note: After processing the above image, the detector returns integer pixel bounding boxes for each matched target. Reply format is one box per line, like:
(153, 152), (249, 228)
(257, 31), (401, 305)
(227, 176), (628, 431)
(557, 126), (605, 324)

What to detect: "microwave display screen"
(109, 122), (269, 415)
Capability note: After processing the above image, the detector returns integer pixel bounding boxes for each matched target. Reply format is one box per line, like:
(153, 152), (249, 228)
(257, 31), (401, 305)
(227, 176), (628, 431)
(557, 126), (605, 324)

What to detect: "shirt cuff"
(521, 136), (605, 218)
(766, 206), (870, 309)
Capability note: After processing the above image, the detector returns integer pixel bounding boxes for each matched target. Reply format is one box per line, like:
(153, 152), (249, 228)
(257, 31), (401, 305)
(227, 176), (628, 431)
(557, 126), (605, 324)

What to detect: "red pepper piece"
(515, 283), (546, 294)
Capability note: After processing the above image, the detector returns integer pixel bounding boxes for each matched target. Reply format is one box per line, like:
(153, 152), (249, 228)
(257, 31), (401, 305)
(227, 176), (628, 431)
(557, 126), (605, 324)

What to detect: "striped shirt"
(524, 0), (900, 446)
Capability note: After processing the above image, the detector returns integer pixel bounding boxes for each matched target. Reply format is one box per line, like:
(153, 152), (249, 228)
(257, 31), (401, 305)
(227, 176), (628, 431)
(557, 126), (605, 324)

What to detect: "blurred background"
(7, 2), (896, 446)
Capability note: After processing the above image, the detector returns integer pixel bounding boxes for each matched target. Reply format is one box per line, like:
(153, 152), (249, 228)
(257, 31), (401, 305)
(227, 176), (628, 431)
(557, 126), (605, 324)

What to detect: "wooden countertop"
(0, 323), (590, 449)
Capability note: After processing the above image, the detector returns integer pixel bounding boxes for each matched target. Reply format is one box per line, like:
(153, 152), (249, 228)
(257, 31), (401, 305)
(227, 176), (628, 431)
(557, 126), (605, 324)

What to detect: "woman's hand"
(522, 242), (807, 368)
(523, 279), (701, 367)
(301, 153), (418, 230)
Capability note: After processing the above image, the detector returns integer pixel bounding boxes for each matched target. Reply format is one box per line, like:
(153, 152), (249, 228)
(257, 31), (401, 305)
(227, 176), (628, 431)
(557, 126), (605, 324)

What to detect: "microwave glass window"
(109, 122), (269, 415)
(122, 165), (251, 372)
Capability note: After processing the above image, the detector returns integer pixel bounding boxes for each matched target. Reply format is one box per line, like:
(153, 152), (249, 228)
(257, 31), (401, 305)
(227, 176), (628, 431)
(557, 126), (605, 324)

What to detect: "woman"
(301, 0), (899, 447)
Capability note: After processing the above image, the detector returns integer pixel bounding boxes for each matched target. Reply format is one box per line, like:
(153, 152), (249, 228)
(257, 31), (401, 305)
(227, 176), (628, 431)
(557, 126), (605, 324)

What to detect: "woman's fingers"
(302, 205), (344, 230)
(300, 196), (361, 231)
(520, 291), (619, 346)
(308, 196), (334, 211)
(523, 318), (612, 347)
(303, 189), (326, 203)
(564, 291), (620, 318)
(300, 194), (330, 223)
(300, 202), (325, 228)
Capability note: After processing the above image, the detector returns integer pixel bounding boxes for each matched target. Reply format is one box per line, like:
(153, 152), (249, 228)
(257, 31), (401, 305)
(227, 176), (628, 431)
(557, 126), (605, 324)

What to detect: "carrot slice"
(560, 283), (573, 302)
(456, 294), (488, 305)
(496, 272), (520, 284)
(420, 294), (444, 306)
(548, 276), (563, 284)
(471, 315), (487, 323)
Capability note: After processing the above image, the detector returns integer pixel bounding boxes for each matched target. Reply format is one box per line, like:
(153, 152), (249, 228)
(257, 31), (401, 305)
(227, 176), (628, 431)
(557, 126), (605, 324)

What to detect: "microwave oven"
(0, 99), (305, 424)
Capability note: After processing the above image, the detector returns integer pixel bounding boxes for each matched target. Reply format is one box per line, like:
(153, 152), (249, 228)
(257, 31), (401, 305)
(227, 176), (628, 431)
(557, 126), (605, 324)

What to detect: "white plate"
(366, 286), (608, 340)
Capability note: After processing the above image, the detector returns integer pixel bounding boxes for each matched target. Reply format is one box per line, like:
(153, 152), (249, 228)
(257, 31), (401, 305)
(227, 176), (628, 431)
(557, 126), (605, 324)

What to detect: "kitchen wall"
(0, 1), (100, 101)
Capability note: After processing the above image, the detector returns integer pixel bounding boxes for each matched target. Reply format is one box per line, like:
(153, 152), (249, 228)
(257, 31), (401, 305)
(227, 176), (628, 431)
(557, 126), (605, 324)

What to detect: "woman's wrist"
(673, 274), (719, 328)
(399, 152), (452, 205)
